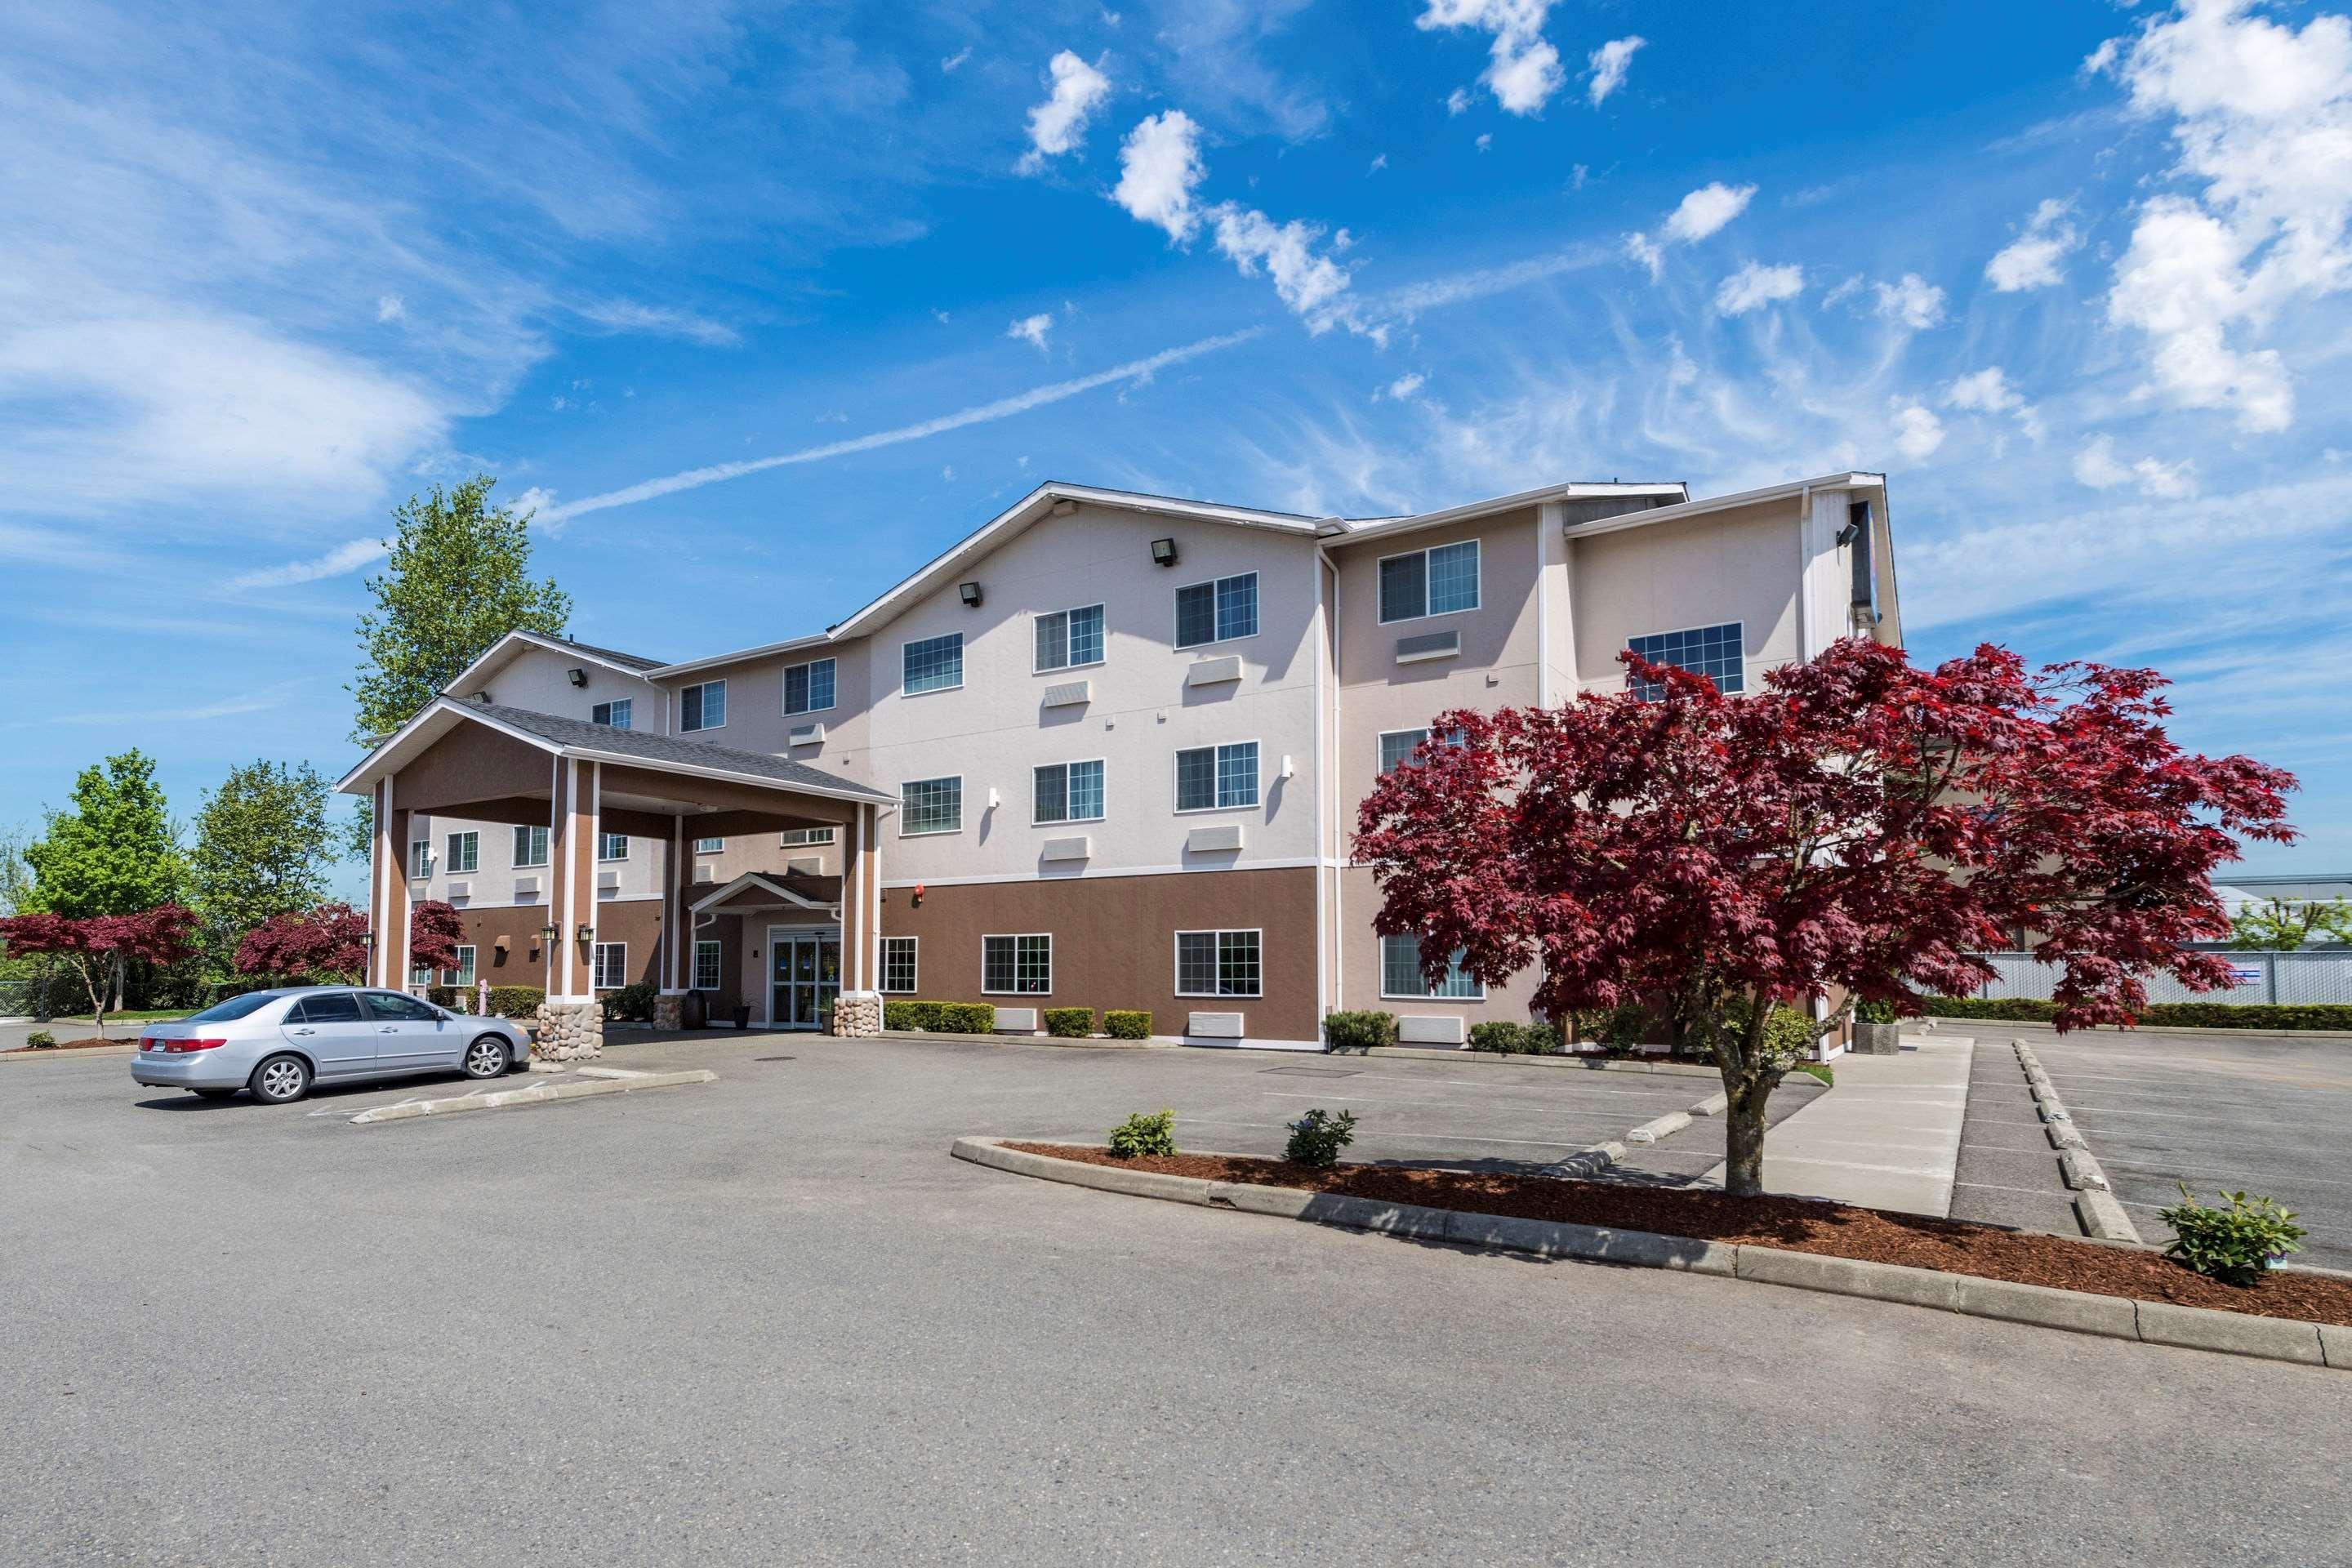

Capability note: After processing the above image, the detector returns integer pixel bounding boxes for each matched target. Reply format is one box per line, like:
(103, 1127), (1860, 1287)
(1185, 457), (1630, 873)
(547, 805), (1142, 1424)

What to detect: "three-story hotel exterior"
(340, 469), (1901, 1050)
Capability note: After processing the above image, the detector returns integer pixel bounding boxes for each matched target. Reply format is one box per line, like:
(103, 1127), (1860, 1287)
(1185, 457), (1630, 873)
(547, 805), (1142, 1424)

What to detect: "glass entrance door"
(770, 930), (841, 1028)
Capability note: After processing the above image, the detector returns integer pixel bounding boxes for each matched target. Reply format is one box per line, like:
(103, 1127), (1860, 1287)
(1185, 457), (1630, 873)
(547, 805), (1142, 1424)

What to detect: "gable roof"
(440, 629), (669, 700)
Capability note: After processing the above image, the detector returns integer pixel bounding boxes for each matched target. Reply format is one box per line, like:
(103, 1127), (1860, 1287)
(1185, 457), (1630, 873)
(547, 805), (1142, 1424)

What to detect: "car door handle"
(380, 1026), (400, 1033)
(292, 1027), (316, 1036)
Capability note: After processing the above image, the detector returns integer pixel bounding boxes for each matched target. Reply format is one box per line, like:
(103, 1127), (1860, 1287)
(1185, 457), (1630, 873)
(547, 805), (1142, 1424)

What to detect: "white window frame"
(679, 679), (727, 733)
(1377, 728), (1432, 776)
(512, 824), (549, 868)
(1377, 538), (1481, 625)
(692, 835), (724, 854)
(590, 698), (633, 729)
(880, 935), (919, 994)
(1031, 758), (1107, 825)
(692, 938), (723, 991)
(782, 657), (836, 716)
(409, 839), (432, 877)
(1627, 619), (1747, 697)
(901, 632), (964, 696)
(598, 831), (629, 862)
(779, 826), (837, 847)
(1033, 603), (1107, 674)
(1171, 739), (1261, 814)
(899, 775), (964, 837)
(1173, 928), (1263, 998)
(591, 942), (628, 990)
(1172, 570), (1259, 649)
(1379, 934), (1487, 1000)
(444, 831), (479, 875)
(980, 933), (1053, 996)
(440, 944), (477, 988)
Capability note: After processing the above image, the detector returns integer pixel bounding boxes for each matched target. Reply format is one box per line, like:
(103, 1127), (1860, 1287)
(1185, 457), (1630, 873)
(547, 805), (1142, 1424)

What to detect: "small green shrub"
(1284, 1107), (1357, 1168)
(1321, 1009), (1398, 1054)
(1103, 1009), (1152, 1039)
(1107, 1108), (1178, 1159)
(1853, 998), (1899, 1024)
(2158, 1185), (2307, 1285)
(1597, 1002), (1661, 1055)
(882, 1000), (997, 1033)
(25, 1030), (57, 1049)
(1467, 1020), (1566, 1055)
(488, 986), (544, 1019)
(1043, 1007), (1095, 1038)
(1924, 997), (2352, 1031)
(601, 980), (658, 1022)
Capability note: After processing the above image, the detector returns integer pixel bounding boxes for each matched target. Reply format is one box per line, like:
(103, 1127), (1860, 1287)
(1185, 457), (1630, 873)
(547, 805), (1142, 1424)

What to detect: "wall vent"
(1185, 823), (1245, 854)
(788, 721), (825, 746)
(1184, 655), (1244, 687)
(1041, 679), (1091, 708)
(1187, 1011), (1245, 1038)
(1040, 835), (1091, 862)
(1395, 630), (1460, 664)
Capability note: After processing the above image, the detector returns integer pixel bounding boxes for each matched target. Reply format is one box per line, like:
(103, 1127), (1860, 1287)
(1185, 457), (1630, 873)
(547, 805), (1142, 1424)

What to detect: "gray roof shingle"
(467, 702), (896, 804)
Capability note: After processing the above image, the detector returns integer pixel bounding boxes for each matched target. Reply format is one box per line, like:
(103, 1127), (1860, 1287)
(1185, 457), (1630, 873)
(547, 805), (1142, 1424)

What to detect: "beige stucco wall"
(1334, 866), (1543, 1027)
(1568, 497), (1803, 694)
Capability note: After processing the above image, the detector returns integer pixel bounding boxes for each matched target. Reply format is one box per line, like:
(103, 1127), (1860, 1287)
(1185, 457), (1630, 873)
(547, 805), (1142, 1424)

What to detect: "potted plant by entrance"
(1853, 999), (1903, 1055)
(733, 1003), (751, 1029)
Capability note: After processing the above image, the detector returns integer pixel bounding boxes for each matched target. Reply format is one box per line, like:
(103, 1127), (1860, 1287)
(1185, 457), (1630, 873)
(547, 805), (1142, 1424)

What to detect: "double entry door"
(770, 929), (841, 1029)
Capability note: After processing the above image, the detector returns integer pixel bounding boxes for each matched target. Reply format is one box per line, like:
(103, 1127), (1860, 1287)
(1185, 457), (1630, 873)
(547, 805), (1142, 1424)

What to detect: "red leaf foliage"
(408, 900), (465, 973)
(1352, 640), (2296, 1036)
(0, 905), (198, 967)
(235, 903), (368, 981)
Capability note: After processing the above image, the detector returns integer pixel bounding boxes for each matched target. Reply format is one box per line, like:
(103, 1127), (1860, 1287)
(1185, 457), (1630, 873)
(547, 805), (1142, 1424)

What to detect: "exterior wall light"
(539, 924), (559, 943)
(1150, 537), (1178, 568)
(567, 667), (588, 688)
(958, 581), (983, 608)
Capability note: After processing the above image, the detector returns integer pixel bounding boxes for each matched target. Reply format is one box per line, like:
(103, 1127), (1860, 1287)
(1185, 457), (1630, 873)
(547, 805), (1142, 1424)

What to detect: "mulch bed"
(5, 1036), (125, 1053)
(1006, 1142), (2352, 1328)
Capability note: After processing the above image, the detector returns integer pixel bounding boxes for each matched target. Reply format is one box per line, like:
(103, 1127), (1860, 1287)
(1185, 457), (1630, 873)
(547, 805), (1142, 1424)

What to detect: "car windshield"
(185, 991), (285, 1022)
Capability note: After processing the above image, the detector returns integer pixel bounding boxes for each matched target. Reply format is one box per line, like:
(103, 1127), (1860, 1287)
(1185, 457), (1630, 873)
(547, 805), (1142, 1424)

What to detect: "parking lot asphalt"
(2011, 1026), (2352, 1272)
(5, 1030), (2345, 1566)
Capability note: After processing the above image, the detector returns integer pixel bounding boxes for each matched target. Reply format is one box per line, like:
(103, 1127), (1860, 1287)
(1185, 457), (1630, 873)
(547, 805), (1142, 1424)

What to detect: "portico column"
(653, 813), (687, 1031)
(533, 755), (604, 1063)
(380, 779), (412, 991)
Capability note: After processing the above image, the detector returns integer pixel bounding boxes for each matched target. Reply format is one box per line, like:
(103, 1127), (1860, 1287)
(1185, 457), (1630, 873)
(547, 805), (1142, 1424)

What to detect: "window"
(1176, 929), (1262, 996)
(1379, 539), (1480, 623)
(693, 835), (724, 854)
(982, 933), (1052, 995)
(784, 657), (836, 715)
(1628, 621), (1744, 697)
(1847, 499), (1878, 619)
(1034, 604), (1106, 672)
(410, 963), (432, 986)
(290, 991), (361, 1024)
(880, 936), (918, 994)
(590, 699), (632, 729)
(592, 942), (629, 990)
(680, 680), (727, 732)
(693, 939), (723, 991)
(1174, 741), (1258, 812)
(441, 944), (477, 988)
(779, 826), (837, 847)
(901, 776), (963, 835)
(409, 839), (431, 877)
(444, 831), (479, 875)
(1032, 760), (1105, 824)
(902, 632), (964, 694)
(599, 832), (629, 861)
(1381, 935), (1484, 999)
(1379, 729), (1430, 775)
(1174, 571), (1258, 648)
(512, 824), (549, 867)
(366, 990), (441, 1022)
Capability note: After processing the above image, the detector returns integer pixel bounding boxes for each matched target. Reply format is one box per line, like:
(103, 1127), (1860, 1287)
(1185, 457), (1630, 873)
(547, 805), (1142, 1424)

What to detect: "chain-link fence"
(1971, 951), (2352, 1006)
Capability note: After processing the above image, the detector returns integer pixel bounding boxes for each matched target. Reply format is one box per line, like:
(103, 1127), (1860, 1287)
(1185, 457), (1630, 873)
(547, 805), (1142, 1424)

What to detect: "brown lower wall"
(877, 868), (1320, 1042)
(434, 898), (667, 992)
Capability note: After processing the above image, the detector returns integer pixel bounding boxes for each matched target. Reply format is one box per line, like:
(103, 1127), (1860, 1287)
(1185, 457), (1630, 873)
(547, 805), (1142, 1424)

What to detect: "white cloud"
(1016, 51), (1112, 174)
(2093, 0), (2352, 431)
(375, 294), (406, 323)
(1664, 182), (1757, 243)
(1714, 261), (1805, 315)
(1377, 372), (1427, 401)
(510, 486), (557, 520)
(1446, 87), (1472, 116)
(1624, 231), (1664, 278)
(1007, 313), (1054, 351)
(941, 46), (973, 73)
(1873, 273), (1947, 330)
(2074, 434), (2201, 497)
(226, 537), (386, 590)
(1111, 110), (1206, 243)
(1209, 206), (1364, 336)
(1369, 153), (1388, 173)
(1947, 366), (2024, 414)
(569, 299), (742, 347)
(1984, 198), (2081, 292)
(1585, 35), (1645, 108)
(1475, 132), (1493, 153)
(1418, 0), (1564, 116)
(1891, 402), (1946, 461)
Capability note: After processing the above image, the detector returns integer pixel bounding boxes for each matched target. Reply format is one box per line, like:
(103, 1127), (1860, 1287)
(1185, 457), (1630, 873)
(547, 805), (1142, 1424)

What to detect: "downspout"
(1793, 482), (1814, 659)
(1317, 544), (1343, 1018)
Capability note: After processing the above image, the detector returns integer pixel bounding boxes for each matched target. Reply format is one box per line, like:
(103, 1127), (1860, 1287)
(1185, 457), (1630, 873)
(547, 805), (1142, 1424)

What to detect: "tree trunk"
(1722, 1072), (1775, 1197)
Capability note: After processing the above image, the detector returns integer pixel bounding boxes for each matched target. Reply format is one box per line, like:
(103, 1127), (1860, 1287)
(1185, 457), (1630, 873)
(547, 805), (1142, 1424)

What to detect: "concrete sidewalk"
(1699, 1036), (1976, 1216)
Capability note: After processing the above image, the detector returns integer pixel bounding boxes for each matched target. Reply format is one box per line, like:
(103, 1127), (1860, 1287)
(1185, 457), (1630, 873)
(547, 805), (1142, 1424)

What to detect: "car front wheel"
(249, 1054), (312, 1104)
(461, 1036), (511, 1080)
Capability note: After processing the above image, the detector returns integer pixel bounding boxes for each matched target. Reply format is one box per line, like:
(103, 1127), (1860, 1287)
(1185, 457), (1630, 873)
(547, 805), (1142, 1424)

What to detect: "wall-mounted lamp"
(911, 883), (925, 907)
(1280, 754), (1295, 781)
(360, 932), (376, 951)
(958, 581), (983, 608)
(539, 923), (559, 944)
(1149, 537), (1178, 568)
(987, 786), (1000, 811)
(576, 922), (595, 947)
(566, 667), (588, 688)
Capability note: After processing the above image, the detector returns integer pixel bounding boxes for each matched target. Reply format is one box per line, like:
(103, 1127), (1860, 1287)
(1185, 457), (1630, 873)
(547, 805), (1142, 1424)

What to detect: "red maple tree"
(1353, 639), (2296, 1196)
(0, 906), (198, 1032)
(407, 900), (466, 978)
(235, 902), (369, 983)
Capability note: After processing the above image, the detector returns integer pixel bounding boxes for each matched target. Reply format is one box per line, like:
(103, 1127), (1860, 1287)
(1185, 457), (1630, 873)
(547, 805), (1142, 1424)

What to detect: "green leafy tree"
(189, 760), (336, 967)
(25, 751), (185, 919)
(2229, 896), (2352, 951)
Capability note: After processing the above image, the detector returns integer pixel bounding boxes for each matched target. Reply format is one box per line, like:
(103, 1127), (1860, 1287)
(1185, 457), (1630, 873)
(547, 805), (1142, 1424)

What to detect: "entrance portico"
(338, 700), (897, 1054)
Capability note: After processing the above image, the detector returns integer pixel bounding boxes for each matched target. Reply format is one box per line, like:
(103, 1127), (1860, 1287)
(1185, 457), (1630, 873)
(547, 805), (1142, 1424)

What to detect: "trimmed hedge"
(1927, 996), (2352, 1031)
(602, 981), (657, 1023)
(1322, 1009), (1398, 1054)
(1103, 1009), (1152, 1040)
(1044, 1007), (1095, 1038)
(1468, 1020), (1566, 1055)
(883, 1000), (998, 1034)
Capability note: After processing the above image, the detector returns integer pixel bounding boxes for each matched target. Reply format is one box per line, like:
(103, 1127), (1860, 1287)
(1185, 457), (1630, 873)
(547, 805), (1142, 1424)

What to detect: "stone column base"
(653, 991), (684, 1031)
(831, 991), (882, 1038)
(534, 998), (605, 1063)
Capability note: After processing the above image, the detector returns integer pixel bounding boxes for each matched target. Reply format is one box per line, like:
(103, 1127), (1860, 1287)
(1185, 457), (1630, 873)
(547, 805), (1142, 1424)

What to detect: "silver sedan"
(131, 986), (532, 1104)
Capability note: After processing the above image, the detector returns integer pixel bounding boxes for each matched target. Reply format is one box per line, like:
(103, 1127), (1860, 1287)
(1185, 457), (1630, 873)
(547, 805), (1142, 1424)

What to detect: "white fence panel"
(1967, 951), (2352, 1005)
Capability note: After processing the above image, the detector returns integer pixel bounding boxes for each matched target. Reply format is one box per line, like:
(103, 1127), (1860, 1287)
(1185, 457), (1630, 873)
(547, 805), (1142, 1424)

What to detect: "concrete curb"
(351, 1069), (715, 1125)
(2012, 1039), (2142, 1245)
(2, 1042), (140, 1062)
(1352, 1046), (1722, 1078)
(1624, 1110), (1693, 1146)
(952, 1137), (2346, 1372)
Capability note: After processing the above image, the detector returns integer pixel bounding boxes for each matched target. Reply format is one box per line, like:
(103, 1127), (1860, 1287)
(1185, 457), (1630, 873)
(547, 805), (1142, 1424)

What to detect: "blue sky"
(4, 0), (2349, 889)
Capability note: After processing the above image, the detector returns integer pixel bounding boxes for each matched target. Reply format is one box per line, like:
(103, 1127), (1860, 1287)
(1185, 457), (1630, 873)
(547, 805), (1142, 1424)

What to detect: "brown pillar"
(841, 806), (863, 991)
(381, 787), (412, 991)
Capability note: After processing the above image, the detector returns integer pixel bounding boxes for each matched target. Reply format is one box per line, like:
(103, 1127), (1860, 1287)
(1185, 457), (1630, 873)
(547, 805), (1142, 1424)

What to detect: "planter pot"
(682, 989), (708, 1030)
(733, 1004), (751, 1030)
(1854, 1020), (1903, 1056)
